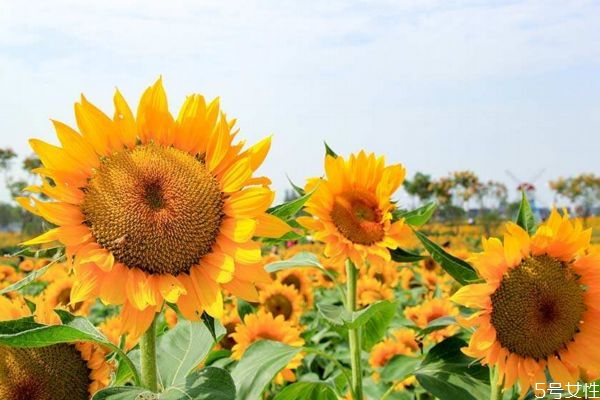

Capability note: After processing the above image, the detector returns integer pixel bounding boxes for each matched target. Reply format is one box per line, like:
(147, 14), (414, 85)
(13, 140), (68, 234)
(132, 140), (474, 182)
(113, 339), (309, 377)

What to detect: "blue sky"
(1, 0), (599, 207)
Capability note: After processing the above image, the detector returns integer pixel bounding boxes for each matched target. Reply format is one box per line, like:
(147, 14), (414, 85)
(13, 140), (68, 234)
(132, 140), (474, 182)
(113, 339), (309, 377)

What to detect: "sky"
(1, 0), (599, 208)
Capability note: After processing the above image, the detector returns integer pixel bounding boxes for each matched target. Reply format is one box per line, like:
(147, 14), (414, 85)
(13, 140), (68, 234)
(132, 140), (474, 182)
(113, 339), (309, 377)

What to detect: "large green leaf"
(156, 319), (225, 388)
(273, 381), (337, 400)
(414, 230), (478, 285)
(516, 191), (536, 235)
(417, 316), (456, 338)
(360, 301), (397, 350)
(0, 261), (54, 295)
(92, 387), (157, 400)
(316, 303), (351, 326)
(380, 355), (421, 383)
(396, 202), (437, 226)
(265, 251), (324, 272)
(231, 340), (302, 400)
(389, 247), (428, 263)
(415, 336), (490, 400)
(161, 367), (235, 400)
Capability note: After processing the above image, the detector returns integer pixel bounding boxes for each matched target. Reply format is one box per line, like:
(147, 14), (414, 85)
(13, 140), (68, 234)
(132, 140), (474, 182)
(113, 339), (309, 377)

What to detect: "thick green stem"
(346, 259), (363, 400)
(490, 366), (504, 400)
(140, 313), (158, 392)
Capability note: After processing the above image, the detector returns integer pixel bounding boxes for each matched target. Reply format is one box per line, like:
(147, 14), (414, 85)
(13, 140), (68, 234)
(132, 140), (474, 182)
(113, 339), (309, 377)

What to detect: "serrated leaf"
(360, 301), (397, 350)
(92, 387), (156, 400)
(317, 304), (350, 326)
(273, 381), (337, 400)
(265, 251), (324, 273)
(396, 202), (437, 226)
(415, 336), (490, 400)
(324, 141), (338, 158)
(390, 247), (428, 263)
(414, 230), (478, 286)
(380, 355), (421, 383)
(231, 340), (302, 400)
(516, 191), (536, 235)
(157, 319), (226, 388)
(267, 188), (314, 220)
(161, 367), (235, 400)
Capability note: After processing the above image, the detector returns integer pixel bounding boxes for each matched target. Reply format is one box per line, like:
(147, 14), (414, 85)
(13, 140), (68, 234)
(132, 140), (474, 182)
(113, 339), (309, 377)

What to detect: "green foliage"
(389, 247), (428, 263)
(324, 142), (338, 158)
(403, 172), (434, 202)
(414, 230), (479, 285)
(231, 340), (302, 400)
(414, 336), (490, 400)
(273, 382), (338, 400)
(516, 191), (536, 235)
(394, 202), (437, 227)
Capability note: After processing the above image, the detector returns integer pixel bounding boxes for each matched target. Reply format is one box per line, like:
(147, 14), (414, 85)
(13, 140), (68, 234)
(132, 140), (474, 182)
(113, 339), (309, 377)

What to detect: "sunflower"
(356, 275), (394, 308)
(38, 274), (94, 316)
(258, 281), (304, 324)
(451, 210), (600, 395)
(19, 78), (289, 337)
(404, 297), (458, 343)
(274, 268), (314, 308)
(367, 260), (400, 288)
(298, 151), (407, 269)
(370, 328), (419, 390)
(0, 296), (112, 399)
(231, 309), (304, 384)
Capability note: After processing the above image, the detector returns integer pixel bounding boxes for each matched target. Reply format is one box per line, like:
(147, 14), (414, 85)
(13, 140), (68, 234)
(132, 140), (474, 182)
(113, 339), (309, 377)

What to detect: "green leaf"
(161, 367), (236, 400)
(389, 247), (428, 263)
(286, 174), (306, 196)
(273, 381), (338, 400)
(349, 300), (395, 330)
(157, 319), (226, 388)
(415, 336), (490, 400)
(417, 316), (456, 338)
(396, 202), (437, 226)
(317, 304), (351, 326)
(360, 301), (397, 350)
(414, 230), (478, 285)
(236, 299), (255, 322)
(324, 141), (338, 158)
(265, 251), (323, 273)
(380, 355), (421, 382)
(516, 191), (536, 235)
(231, 340), (302, 400)
(0, 261), (54, 295)
(267, 188), (314, 220)
(92, 387), (157, 400)
(201, 311), (219, 342)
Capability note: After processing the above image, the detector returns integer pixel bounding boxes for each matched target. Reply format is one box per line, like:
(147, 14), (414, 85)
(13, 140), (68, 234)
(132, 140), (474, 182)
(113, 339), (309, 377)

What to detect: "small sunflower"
(404, 297), (458, 343)
(258, 281), (304, 323)
(0, 296), (112, 399)
(19, 78), (289, 337)
(356, 275), (394, 308)
(274, 268), (314, 308)
(231, 309), (304, 384)
(451, 210), (600, 395)
(38, 274), (94, 316)
(298, 151), (407, 269)
(370, 328), (419, 390)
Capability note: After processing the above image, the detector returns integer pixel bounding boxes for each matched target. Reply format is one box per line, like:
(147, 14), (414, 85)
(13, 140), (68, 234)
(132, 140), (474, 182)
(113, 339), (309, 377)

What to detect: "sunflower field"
(0, 79), (599, 400)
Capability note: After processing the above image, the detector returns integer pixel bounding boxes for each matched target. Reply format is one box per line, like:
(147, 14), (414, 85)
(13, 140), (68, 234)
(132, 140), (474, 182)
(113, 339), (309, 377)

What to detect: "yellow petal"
(113, 89), (137, 149)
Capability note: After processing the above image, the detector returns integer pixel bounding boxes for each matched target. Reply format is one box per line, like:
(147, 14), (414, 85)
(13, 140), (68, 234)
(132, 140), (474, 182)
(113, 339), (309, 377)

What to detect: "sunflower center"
(490, 255), (585, 360)
(82, 144), (225, 275)
(330, 190), (384, 245)
(281, 275), (302, 291)
(264, 294), (293, 320)
(0, 344), (91, 400)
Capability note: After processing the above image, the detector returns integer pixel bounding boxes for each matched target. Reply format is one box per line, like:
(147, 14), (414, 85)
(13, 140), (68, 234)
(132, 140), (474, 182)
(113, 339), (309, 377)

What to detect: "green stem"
(140, 313), (158, 392)
(346, 259), (363, 400)
(490, 366), (504, 400)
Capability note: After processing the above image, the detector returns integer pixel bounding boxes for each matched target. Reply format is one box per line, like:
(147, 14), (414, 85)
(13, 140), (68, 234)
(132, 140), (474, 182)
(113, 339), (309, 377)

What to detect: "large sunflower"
(19, 78), (289, 337)
(298, 151), (407, 269)
(451, 210), (600, 395)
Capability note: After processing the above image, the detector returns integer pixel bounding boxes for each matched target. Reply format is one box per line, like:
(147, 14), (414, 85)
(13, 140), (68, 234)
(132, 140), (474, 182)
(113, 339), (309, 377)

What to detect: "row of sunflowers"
(0, 79), (598, 400)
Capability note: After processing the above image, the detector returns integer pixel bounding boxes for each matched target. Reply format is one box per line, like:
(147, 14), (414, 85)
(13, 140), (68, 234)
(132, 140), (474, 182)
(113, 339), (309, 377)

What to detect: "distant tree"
(549, 174), (600, 223)
(403, 172), (434, 205)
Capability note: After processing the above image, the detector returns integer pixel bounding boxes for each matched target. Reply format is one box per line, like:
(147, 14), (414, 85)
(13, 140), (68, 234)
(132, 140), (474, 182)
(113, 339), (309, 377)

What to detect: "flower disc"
(491, 254), (585, 360)
(330, 190), (384, 245)
(82, 144), (224, 275)
(0, 344), (91, 400)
